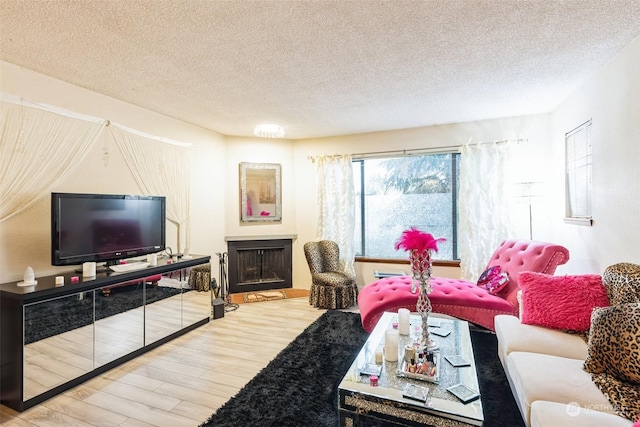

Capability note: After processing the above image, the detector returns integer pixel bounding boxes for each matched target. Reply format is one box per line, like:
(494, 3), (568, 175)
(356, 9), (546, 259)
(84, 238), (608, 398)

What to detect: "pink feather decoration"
(395, 227), (446, 253)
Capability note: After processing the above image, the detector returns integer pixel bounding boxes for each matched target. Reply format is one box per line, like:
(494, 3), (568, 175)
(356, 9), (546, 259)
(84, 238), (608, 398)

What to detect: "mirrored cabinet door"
(183, 270), (211, 327)
(94, 285), (145, 367)
(144, 272), (184, 345)
(23, 291), (94, 401)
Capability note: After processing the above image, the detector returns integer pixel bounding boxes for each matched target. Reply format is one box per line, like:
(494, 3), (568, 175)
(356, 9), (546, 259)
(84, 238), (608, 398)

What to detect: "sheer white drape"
(459, 142), (515, 281)
(110, 126), (192, 253)
(0, 100), (105, 223)
(314, 155), (356, 276)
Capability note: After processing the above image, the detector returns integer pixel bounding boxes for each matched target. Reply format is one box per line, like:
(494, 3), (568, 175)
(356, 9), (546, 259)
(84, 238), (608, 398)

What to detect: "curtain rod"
(466, 138), (526, 146)
(307, 154), (352, 162)
(350, 138), (526, 159)
(1, 92), (193, 148)
(352, 146), (455, 158)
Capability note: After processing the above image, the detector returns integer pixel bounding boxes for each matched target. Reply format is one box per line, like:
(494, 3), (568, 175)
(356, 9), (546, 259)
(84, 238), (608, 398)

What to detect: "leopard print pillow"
(583, 303), (640, 385)
(603, 263), (640, 305)
(592, 372), (640, 421)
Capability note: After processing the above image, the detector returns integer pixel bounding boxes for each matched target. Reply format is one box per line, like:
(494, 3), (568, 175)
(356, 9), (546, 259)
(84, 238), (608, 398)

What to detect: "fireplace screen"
(236, 248), (285, 285)
(227, 238), (293, 294)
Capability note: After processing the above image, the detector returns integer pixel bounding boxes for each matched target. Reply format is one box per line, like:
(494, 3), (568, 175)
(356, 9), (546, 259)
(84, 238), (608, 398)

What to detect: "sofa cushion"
(583, 303), (640, 385)
(603, 263), (640, 305)
(519, 272), (609, 332)
(507, 352), (616, 425)
(530, 401), (634, 427)
(495, 315), (588, 367)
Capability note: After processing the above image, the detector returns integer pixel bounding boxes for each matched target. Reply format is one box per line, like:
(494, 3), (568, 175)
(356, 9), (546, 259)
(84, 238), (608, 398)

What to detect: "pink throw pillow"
(519, 272), (609, 331)
(477, 266), (509, 295)
(477, 266), (501, 286)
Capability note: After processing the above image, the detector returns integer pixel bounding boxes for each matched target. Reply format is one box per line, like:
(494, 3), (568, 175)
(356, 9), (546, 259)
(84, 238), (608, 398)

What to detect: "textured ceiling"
(2, 0), (640, 139)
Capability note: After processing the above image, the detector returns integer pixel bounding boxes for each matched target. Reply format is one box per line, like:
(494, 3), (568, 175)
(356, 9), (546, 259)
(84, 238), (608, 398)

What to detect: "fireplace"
(226, 236), (294, 294)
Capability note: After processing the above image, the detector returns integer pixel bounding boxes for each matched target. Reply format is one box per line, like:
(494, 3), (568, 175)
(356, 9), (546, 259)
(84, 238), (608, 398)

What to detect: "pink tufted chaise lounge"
(358, 239), (570, 332)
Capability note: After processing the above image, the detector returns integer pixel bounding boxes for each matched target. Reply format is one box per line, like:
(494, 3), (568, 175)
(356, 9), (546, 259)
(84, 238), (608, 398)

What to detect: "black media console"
(0, 254), (210, 412)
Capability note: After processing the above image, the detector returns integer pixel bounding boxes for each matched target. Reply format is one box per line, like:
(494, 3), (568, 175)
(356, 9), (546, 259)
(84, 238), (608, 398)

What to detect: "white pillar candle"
(82, 262), (96, 277)
(398, 308), (410, 335)
(55, 276), (64, 286)
(384, 329), (399, 362)
(146, 253), (158, 266)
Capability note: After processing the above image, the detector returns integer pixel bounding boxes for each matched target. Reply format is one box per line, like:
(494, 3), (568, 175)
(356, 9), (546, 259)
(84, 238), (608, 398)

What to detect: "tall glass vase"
(410, 249), (438, 351)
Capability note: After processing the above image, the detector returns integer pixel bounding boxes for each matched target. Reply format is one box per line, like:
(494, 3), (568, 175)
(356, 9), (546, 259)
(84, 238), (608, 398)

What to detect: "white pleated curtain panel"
(111, 126), (192, 253)
(459, 141), (515, 281)
(0, 100), (104, 223)
(314, 154), (356, 277)
(0, 97), (192, 253)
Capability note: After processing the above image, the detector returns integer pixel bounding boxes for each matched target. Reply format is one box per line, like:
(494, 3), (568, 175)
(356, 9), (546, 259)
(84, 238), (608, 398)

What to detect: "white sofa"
(495, 314), (633, 427)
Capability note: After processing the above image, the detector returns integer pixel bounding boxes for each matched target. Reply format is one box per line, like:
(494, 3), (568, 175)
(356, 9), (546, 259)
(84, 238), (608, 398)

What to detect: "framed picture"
(240, 162), (282, 222)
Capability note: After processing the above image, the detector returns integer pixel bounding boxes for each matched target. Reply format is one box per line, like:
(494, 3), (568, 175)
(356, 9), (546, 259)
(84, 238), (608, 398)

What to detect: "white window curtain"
(459, 141), (515, 281)
(313, 154), (356, 276)
(0, 100), (105, 223)
(110, 125), (192, 253)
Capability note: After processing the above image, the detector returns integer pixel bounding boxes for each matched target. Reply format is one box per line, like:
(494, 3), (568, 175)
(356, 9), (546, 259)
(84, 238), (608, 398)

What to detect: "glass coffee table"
(338, 311), (484, 426)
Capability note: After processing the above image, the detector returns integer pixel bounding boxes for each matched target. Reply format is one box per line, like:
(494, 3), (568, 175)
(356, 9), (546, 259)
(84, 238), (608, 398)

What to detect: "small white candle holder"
(17, 266), (38, 287)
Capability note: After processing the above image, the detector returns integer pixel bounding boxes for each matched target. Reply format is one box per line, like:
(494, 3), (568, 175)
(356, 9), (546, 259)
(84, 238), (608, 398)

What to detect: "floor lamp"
(517, 181), (541, 240)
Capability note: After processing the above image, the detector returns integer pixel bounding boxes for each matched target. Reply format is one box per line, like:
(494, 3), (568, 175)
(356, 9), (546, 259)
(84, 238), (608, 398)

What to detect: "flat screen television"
(51, 192), (166, 267)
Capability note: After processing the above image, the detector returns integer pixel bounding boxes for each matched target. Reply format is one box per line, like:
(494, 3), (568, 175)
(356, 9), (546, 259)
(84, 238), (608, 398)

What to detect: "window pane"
(566, 121), (592, 218)
(357, 154), (459, 260)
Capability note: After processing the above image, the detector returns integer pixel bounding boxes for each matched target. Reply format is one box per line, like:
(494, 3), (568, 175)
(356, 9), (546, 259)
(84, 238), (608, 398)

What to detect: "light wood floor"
(1, 293), (344, 427)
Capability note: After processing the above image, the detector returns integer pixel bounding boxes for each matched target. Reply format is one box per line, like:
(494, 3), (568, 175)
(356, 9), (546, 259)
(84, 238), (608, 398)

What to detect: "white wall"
(0, 61), (227, 283)
(548, 34), (640, 273)
(223, 136), (296, 237)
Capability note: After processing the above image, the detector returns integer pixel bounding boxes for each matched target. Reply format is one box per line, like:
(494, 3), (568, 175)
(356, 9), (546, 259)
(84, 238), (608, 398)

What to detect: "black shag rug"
(24, 285), (184, 344)
(201, 311), (524, 427)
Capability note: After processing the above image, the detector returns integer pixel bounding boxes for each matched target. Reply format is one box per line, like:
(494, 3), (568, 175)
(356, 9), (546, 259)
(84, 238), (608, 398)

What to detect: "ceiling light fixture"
(254, 124), (285, 138)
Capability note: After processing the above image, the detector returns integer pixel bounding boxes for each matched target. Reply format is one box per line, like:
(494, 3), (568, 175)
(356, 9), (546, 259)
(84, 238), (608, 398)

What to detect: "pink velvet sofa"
(358, 239), (570, 332)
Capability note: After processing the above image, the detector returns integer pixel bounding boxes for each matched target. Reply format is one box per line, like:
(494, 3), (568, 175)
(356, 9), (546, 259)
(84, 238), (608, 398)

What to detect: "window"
(354, 153), (460, 260)
(565, 120), (592, 222)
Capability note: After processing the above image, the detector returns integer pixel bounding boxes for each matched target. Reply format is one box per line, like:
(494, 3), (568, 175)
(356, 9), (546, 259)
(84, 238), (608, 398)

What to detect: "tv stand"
(0, 254), (211, 412)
